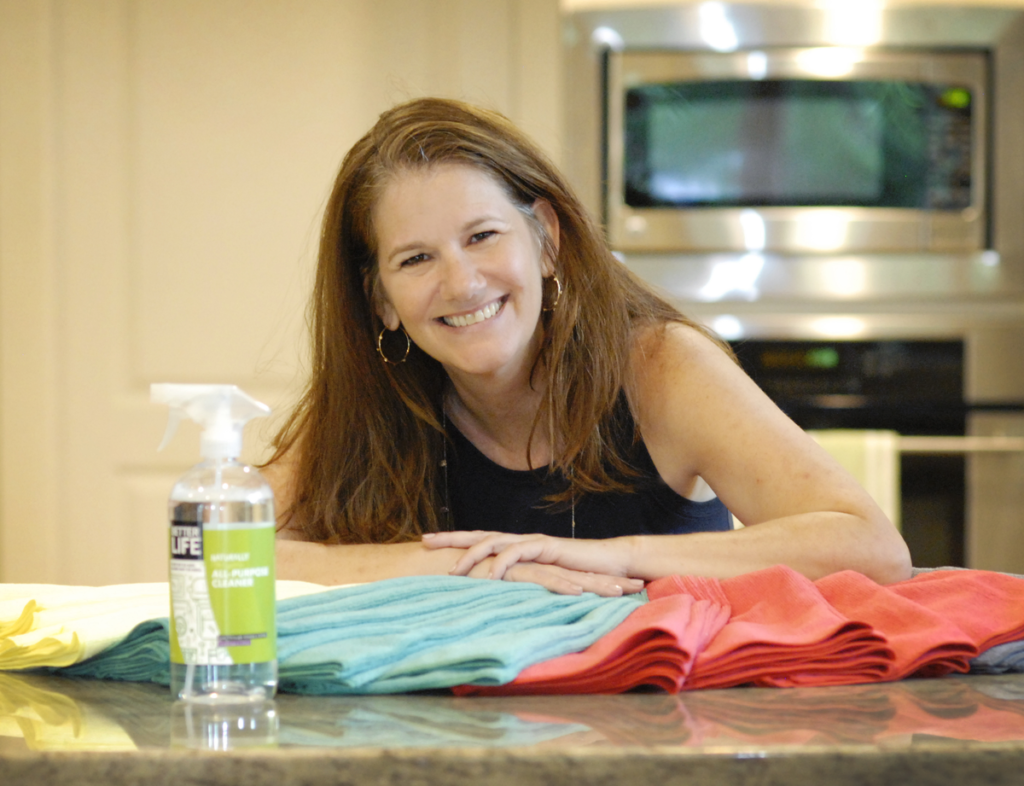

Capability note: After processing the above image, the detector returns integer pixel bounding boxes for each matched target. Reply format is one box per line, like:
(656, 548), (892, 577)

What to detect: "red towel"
(684, 566), (1024, 688)
(818, 568), (1024, 679)
(670, 566), (893, 689)
(888, 569), (1024, 653)
(815, 571), (978, 679)
(454, 589), (730, 696)
(454, 565), (1024, 696)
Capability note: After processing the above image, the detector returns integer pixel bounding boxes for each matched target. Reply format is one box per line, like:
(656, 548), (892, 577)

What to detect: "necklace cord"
(441, 408), (576, 538)
(440, 412), (452, 531)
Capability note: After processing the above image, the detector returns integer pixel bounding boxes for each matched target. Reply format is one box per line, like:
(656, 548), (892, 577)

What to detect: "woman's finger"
(489, 535), (634, 581)
(421, 530), (494, 549)
(433, 532), (642, 593)
(443, 533), (545, 576)
(453, 536), (550, 578)
(484, 540), (560, 579)
(505, 564), (584, 595)
(544, 568), (622, 597)
(504, 563), (644, 597)
(563, 568), (645, 596)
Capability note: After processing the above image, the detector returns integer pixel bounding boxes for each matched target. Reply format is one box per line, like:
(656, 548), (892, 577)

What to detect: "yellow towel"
(0, 580), (332, 671)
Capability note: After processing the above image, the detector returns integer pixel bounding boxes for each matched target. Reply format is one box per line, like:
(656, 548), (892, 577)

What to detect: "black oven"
(731, 339), (966, 567)
(731, 338), (1024, 569)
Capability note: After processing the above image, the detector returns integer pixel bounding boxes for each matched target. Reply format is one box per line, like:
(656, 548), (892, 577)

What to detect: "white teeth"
(443, 300), (501, 328)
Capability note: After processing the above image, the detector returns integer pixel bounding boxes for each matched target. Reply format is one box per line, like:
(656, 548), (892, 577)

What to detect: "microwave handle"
(898, 436), (1024, 454)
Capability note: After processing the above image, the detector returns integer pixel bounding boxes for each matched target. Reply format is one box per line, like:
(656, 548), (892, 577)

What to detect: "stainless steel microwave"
(606, 48), (988, 254)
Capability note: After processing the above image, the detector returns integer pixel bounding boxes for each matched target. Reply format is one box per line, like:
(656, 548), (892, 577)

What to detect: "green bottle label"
(169, 519), (276, 666)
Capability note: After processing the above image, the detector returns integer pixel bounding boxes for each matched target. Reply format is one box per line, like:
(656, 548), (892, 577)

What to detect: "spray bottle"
(152, 384), (277, 703)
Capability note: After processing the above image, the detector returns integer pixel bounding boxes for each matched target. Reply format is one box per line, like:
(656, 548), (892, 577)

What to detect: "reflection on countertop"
(3, 673), (1024, 785)
(2, 672), (1024, 751)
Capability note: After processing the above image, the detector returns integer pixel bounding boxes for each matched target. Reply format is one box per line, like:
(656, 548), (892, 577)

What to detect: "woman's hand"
(424, 531), (645, 595)
(481, 560), (643, 597)
(276, 533), (642, 596)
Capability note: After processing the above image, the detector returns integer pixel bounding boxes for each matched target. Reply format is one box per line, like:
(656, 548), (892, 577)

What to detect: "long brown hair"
(270, 97), (717, 543)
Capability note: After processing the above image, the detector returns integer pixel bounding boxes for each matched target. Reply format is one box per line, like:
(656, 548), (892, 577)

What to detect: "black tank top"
(445, 420), (733, 539)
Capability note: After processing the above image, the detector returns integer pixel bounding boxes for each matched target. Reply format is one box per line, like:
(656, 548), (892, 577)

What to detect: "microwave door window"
(623, 81), (972, 211)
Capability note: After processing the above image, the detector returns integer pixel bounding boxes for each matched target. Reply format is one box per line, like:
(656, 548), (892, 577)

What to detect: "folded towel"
(816, 570), (979, 679)
(0, 581), (340, 672)
(8, 566), (1024, 696)
(36, 577), (644, 694)
(672, 566), (894, 689)
(53, 620), (171, 683)
(910, 566), (1024, 674)
(0, 584), (170, 669)
(667, 565), (1024, 689)
(275, 577), (644, 693)
(971, 640), (1024, 674)
(887, 569), (1024, 655)
(454, 584), (730, 696)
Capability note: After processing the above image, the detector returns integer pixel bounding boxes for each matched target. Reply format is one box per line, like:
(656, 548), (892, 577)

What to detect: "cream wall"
(0, 0), (561, 584)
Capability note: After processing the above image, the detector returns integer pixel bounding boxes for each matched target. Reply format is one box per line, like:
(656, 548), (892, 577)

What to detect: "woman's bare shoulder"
(630, 320), (738, 399)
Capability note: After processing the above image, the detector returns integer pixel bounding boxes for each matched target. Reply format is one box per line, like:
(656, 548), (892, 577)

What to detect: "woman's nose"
(440, 251), (486, 301)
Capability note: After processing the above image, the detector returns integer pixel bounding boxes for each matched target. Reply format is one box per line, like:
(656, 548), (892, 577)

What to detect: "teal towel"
(46, 576), (644, 694)
(56, 620), (170, 683)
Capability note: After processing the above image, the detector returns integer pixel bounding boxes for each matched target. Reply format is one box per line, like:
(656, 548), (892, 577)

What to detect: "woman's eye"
(470, 230), (496, 244)
(400, 253), (428, 267)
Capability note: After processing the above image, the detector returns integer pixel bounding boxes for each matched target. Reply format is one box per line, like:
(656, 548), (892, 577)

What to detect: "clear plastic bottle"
(169, 460), (277, 702)
(154, 384), (278, 704)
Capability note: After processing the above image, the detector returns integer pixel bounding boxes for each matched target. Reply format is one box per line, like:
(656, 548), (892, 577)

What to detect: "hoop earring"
(377, 326), (411, 364)
(542, 274), (563, 312)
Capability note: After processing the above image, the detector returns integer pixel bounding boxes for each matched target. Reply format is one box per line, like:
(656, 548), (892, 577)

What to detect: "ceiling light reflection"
(591, 26), (625, 51)
(711, 315), (744, 340)
(822, 1), (883, 45)
(699, 253), (765, 301)
(739, 210), (766, 251)
(821, 259), (867, 297)
(746, 51), (768, 80)
(796, 211), (850, 251)
(699, 3), (739, 52)
(794, 47), (865, 78)
(809, 316), (867, 338)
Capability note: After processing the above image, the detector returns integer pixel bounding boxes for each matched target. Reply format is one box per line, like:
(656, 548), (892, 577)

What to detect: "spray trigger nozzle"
(151, 384), (271, 460)
(158, 409), (184, 452)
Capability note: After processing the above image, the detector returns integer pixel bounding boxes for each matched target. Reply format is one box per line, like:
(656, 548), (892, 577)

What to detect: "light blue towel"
(46, 576), (644, 694)
(970, 640), (1024, 674)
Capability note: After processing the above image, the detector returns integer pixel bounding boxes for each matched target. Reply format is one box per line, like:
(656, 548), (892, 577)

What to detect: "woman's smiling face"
(373, 164), (557, 385)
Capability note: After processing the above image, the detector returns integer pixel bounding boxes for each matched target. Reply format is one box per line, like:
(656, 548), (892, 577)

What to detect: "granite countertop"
(2, 672), (1024, 785)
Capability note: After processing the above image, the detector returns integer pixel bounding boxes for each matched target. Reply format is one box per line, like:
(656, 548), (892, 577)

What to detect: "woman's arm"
(428, 323), (912, 585)
(276, 537), (643, 595)
(630, 321), (911, 583)
(264, 449), (643, 595)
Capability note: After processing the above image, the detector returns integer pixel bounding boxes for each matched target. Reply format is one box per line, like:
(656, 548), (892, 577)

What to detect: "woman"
(268, 97), (911, 594)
